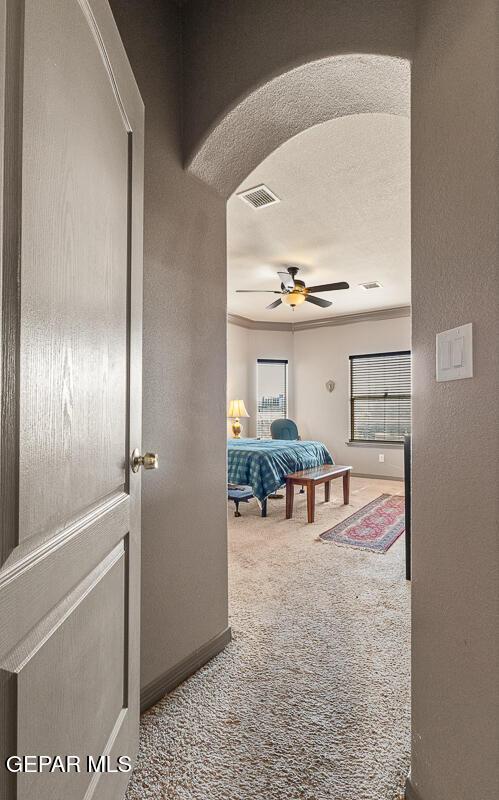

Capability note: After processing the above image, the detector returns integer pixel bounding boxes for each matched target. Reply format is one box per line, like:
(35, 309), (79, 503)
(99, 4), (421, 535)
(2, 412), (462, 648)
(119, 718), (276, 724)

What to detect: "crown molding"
(227, 313), (293, 331)
(228, 306), (411, 333)
(292, 305), (411, 330)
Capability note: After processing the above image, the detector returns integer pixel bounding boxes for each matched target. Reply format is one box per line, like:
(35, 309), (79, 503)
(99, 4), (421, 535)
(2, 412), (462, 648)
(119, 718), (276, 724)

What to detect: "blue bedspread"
(228, 438), (334, 503)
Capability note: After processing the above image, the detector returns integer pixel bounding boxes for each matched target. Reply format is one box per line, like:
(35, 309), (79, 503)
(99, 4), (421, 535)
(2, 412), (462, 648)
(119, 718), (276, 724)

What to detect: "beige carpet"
(126, 478), (410, 800)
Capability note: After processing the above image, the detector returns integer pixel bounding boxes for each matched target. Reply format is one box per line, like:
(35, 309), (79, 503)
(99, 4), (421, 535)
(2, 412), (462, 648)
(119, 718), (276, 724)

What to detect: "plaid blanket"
(228, 438), (334, 503)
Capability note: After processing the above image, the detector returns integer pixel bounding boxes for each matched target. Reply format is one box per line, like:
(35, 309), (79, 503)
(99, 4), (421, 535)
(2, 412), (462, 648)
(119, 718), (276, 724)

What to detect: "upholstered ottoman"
(228, 485), (254, 517)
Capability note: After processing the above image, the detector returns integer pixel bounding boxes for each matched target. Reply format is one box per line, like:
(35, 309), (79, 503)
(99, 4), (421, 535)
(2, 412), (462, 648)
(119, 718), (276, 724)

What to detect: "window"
(349, 351), (411, 443)
(256, 359), (288, 439)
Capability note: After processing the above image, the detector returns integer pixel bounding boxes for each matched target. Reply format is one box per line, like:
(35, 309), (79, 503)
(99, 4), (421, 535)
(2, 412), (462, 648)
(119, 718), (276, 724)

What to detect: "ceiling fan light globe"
(282, 291), (306, 307)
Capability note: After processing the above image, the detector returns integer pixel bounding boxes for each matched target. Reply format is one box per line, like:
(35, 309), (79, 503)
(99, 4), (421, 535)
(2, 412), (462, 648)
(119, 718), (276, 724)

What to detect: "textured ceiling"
(227, 113), (410, 322)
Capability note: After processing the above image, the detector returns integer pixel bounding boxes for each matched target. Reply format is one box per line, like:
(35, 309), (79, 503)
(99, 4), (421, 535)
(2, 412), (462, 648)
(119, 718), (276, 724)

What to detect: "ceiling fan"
(236, 266), (349, 310)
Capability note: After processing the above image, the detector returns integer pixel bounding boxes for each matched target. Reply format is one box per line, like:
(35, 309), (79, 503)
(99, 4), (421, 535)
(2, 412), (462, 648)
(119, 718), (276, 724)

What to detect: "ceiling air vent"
(237, 184), (280, 209)
(359, 281), (383, 290)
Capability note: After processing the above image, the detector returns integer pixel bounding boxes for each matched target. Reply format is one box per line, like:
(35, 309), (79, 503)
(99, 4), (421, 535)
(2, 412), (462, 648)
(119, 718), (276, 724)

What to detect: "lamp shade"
(228, 399), (249, 418)
(282, 290), (306, 306)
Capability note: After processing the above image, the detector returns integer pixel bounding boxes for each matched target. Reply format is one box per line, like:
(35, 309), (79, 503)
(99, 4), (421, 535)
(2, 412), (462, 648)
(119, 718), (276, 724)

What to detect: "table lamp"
(228, 399), (250, 438)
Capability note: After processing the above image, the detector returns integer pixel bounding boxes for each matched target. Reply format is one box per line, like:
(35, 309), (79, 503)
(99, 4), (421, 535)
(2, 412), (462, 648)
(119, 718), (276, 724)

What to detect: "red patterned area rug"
(319, 494), (405, 553)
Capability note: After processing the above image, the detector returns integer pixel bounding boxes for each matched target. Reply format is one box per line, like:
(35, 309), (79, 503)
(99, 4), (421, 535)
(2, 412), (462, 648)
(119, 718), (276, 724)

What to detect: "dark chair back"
(270, 418), (299, 440)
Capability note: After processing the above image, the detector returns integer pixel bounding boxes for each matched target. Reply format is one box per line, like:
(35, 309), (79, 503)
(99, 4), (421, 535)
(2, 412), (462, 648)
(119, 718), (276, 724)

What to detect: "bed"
(228, 438), (334, 516)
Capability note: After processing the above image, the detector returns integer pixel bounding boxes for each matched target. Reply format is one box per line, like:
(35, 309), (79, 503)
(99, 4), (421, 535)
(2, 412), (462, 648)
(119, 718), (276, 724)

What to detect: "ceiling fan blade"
(236, 290), (282, 293)
(266, 298), (283, 310)
(307, 281), (350, 293)
(277, 271), (294, 290)
(305, 294), (332, 308)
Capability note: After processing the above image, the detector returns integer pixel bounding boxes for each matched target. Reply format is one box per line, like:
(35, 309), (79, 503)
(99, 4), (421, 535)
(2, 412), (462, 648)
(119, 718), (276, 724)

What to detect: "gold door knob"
(131, 449), (159, 473)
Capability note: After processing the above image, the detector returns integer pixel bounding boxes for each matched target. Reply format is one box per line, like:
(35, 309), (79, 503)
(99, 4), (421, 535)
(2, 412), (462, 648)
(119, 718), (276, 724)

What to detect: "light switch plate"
(436, 323), (473, 381)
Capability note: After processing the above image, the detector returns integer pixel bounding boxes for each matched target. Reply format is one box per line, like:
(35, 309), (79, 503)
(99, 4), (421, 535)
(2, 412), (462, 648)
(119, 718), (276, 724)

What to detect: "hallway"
(127, 478), (410, 800)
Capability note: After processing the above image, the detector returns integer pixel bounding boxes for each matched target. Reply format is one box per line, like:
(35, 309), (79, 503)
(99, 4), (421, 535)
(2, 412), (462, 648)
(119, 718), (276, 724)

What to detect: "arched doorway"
(186, 54), (409, 199)
(188, 50), (412, 797)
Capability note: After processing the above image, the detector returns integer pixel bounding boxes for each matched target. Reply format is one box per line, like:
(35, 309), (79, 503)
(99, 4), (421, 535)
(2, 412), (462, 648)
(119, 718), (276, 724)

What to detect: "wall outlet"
(379, 454), (385, 463)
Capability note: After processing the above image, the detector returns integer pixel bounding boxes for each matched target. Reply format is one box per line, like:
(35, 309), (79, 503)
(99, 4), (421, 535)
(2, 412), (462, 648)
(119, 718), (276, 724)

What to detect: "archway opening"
(187, 54), (409, 198)
(194, 53), (412, 798)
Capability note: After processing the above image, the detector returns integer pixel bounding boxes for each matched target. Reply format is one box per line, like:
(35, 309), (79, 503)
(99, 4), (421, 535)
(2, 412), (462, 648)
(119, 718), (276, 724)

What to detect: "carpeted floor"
(126, 477), (411, 800)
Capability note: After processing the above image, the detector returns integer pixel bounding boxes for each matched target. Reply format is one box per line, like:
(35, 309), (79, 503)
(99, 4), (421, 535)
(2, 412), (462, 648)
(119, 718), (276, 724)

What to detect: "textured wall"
(109, 0), (228, 691)
(293, 317), (411, 478)
(410, 1), (499, 797)
(187, 55), (410, 196)
(183, 0), (415, 164)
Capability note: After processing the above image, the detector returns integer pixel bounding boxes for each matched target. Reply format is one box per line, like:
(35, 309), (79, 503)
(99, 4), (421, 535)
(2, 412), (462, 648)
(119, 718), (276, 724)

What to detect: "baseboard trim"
(352, 472), (404, 482)
(140, 626), (232, 712)
(405, 776), (422, 800)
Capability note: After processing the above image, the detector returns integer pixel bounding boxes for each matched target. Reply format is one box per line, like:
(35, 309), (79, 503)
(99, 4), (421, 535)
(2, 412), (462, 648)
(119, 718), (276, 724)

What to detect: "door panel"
(0, 493), (128, 657)
(0, 0), (144, 798)
(20, 0), (129, 545)
(8, 544), (126, 800)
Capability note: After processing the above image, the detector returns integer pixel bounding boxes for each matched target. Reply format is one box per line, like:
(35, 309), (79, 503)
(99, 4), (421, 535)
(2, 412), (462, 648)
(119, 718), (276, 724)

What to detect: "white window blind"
(350, 351), (411, 443)
(256, 359), (288, 439)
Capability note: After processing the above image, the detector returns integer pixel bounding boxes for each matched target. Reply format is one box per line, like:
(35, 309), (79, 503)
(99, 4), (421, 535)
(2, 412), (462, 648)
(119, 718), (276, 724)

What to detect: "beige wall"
(294, 317), (411, 478)
(110, 0), (229, 692)
(228, 316), (410, 478)
(409, 1), (499, 798)
(227, 323), (248, 436)
(227, 324), (295, 438)
(245, 330), (295, 438)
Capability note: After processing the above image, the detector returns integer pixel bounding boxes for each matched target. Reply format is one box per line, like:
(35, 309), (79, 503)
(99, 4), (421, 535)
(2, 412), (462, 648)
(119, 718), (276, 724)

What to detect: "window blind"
(256, 359), (288, 439)
(350, 351), (411, 443)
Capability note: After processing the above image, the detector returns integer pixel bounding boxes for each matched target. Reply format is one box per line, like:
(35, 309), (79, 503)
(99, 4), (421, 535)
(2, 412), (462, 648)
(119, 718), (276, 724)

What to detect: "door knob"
(131, 449), (159, 473)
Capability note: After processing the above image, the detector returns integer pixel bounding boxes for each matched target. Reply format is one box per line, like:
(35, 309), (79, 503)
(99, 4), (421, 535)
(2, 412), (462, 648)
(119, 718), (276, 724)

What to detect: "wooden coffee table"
(286, 464), (352, 523)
